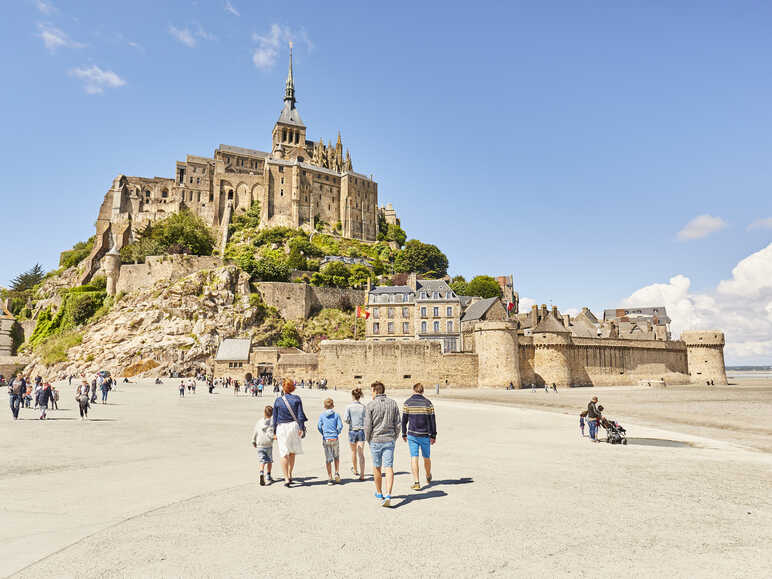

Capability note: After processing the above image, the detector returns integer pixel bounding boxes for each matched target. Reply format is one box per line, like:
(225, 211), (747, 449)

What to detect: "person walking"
(9, 375), (23, 420)
(52, 386), (59, 410)
(317, 398), (343, 485)
(579, 410), (587, 436)
(401, 383), (437, 490)
(364, 381), (401, 508)
(272, 379), (307, 487)
(76, 381), (91, 420)
(344, 388), (366, 481)
(100, 378), (111, 404)
(179, 381), (185, 397)
(587, 396), (601, 442)
(252, 405), (275, 486)
(38, 382), (54, 419)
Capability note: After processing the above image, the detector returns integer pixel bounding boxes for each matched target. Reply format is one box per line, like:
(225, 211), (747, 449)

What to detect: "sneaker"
(259, 473), (265, 486)
(426, 474), (432, 484)
(374, 492), (383, 500)
(381, 496), (392, 507)
(411, 481), (421, 491)
(334, 473), (341, 484)
(266, 474), (274, 483)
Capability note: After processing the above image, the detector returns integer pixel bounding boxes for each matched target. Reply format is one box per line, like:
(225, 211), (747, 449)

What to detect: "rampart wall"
(318, 340), (478, 389)
(518, 335), (690, 387)
(116, 255), (222, 295)
(255, 282), (363, 319)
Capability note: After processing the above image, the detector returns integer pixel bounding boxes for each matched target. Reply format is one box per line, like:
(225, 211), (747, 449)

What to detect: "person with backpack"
(272, 378), (307, 487)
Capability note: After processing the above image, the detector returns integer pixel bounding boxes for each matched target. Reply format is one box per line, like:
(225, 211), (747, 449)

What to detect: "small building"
(214, 339), (251, 377)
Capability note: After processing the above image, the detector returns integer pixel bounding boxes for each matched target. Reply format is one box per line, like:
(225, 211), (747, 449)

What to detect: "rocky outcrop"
(23, 266), (270, 378)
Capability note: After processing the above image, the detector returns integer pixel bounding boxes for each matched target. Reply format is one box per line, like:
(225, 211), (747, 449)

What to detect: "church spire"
(284, 41), (295, 106)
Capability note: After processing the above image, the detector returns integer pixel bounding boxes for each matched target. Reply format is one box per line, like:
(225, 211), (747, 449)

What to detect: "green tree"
(450, 275), (468, 296)
(348, 264), (374, 288)
(466, 275), (502, 298)
(230, 200), (261, 232)
(393, 240), (449, 278)
(277, 321), (300, 348)
(10, 264), (45, 291)
(60, 236), (95, 269)
(385, 224), (407, 248)
(119, 211), (215, 263)
(252, 254), (290, 282)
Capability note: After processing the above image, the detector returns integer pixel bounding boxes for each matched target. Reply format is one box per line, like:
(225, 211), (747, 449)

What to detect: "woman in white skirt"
(272, 379), (308, 487)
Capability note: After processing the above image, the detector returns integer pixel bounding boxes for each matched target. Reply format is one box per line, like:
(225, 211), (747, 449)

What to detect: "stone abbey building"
(80, 48), (391, 283)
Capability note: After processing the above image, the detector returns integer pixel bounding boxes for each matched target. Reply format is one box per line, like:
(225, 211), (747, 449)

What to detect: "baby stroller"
(600, 417), (627, 445)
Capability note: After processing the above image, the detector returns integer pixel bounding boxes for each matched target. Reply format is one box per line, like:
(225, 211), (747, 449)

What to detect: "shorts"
(407, 435), (431, 458)
(323, 439), (340, 463)
(257, 447), (273, 464)
(348, 429), (365, 444)
(369, 441), (395, 469)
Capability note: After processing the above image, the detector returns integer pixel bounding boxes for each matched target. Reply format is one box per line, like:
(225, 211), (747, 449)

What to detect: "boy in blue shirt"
(317, 398), (343, 485)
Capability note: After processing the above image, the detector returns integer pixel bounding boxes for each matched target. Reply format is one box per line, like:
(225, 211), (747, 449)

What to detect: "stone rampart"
(518, 335), (690, 387)
(116, 255), (222, 295)
(254, 282), (364, 319)
(682, 330), (728, 385)
(318, 339), (478, 389)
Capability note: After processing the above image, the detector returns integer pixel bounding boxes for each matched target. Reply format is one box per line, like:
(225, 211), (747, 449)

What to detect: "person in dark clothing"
(587, 397), (601, 442)
(401, 383), (437, 490)
(38, 383), (54, 419)
(9, 375), (23, 420)
(76, 381), (91, 420)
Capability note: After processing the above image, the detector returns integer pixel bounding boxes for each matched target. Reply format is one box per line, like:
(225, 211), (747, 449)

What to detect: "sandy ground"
(2, 378), (771, 578)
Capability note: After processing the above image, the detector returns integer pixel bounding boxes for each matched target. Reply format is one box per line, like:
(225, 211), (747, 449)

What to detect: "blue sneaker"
(374, 492), (383, 500)
(381, 495), (391, 507)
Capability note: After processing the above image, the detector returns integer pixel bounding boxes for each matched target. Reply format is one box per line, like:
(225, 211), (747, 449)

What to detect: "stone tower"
(681, 330), (728, 385)
(532, 313), (573, 387)
(271, 42), (306, 154)
(472, 320), (520, 388)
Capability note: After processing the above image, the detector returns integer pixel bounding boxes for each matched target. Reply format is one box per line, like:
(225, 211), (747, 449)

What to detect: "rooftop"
(215, 339), (251, 362)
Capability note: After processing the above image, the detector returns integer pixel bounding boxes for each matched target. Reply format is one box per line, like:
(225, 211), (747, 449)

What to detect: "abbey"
(80, 48), (389, 283)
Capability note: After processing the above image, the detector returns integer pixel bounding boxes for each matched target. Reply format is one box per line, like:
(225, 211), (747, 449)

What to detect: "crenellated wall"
(115, 255), (222, 295)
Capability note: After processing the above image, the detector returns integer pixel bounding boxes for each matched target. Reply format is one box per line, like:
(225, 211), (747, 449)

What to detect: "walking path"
(2, 381), (771, 577)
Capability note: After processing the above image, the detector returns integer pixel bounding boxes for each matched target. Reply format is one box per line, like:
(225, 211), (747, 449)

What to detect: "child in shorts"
(579, 410), (587, 436)
(252, 406), (275, 486)
(317, 398), (343, 485)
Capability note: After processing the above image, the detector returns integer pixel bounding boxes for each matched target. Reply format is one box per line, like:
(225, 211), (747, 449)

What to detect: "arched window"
(421, 321), (427, 334)
(228, 190), (234, 200)
(161, 190), (168, 198)
(282, 129), (287, 142)
(145, 190), (151, 198)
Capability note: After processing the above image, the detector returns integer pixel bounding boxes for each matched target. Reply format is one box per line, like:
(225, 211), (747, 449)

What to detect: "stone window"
(372, 308), (379, 319)
(433, 307), (439, 317)
(279, 166), (284, 173)
(447, 321), (453, 333)
(447, 306), (453, 317)
(402, 307), (409, 318)
(421, 321), (427, 333)
(162, 190), (168, 198)
(373, 322), (380, 334)
(433, 321), (440, 333)
(387, 308), (394, 318)
(145, 190), (150, 198)
(209, 193), (214, 202)
(228, 190), (234, 200)
(402, 322), (409, 334)
(387, 322), (394, 334)
(281, 177), (284, 185)
(189, 177), (193, 184)
(420, 307), (427, 318)
(196, 177), (200, 185)
(280, 189), (284, 196)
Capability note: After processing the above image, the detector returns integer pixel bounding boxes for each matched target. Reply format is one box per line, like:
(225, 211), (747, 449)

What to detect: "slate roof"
(458, 296), (475, 308)
(603, 307), (670, 325)
(215, 339), (251, 361)
(278, 102), (304, 127)
(461, 297), (499, 322)
(416, 279), (452, 293)
(370, 285), (413, 295)
(533, 314), (571, 334)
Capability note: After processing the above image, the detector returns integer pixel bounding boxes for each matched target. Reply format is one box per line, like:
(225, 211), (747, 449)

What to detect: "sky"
(1, 0), (771, 363)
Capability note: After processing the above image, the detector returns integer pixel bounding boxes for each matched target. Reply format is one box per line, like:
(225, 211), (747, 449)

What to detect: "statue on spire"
(344, 149), (353, 172)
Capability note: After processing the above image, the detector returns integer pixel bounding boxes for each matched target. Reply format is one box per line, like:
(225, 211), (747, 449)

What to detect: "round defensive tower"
(473, 321), (520, 388)
(532, 331), (573, 387)
(103, 246), (122, 297)
(681, 330), (728, 385)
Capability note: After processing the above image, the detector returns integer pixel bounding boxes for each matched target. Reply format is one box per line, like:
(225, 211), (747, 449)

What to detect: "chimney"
(563, 315), (571, 329)
(551, 305), (559, 318)
(407, 272), (417, 291)
(540, 304), (548, 320)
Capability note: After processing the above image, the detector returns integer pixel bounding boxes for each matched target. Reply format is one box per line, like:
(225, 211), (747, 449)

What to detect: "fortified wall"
(114, 255), (223, 295)
(681, 331), (728, 385)
(254, 282), (364, 319)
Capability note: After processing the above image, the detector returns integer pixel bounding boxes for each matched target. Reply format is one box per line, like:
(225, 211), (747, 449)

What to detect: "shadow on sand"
(390, 490), (448, 508)
(625, 438), (695, 448)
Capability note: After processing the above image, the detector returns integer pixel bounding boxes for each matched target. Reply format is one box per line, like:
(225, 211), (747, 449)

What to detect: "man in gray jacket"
(364, 381), (401, 507)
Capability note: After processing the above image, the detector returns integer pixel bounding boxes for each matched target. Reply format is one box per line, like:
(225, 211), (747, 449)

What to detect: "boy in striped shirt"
(401, 383), (437, 490)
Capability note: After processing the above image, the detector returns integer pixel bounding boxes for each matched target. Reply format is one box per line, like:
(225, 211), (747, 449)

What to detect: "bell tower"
(272, 42), (306, 155)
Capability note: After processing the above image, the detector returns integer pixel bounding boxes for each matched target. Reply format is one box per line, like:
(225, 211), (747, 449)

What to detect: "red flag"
(356, 306), (370, 319)
(507, 302), (515, 312)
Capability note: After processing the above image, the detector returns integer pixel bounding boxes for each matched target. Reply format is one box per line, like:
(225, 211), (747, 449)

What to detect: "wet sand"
(1, 379), (770, 578)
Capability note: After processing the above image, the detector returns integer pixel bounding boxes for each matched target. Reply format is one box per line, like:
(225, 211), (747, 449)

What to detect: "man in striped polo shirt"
(401, 383), (438, 490)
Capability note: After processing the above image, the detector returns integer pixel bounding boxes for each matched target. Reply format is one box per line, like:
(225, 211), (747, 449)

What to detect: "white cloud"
(128, 41), (144, 52)
(35, 0), (55, 15)
(169, 25), (196, 47)
(37, 22), (85, 52)
(747, 217), (772, 231)
(224, 1), (240, 16)
(194, 22), (216, 41)
(251, 24), (311, 70)
(676, 214), (727, 241)
(622, 243), (772, 363)
(518, 297), (537, 312)
(69, 65), (126, 94)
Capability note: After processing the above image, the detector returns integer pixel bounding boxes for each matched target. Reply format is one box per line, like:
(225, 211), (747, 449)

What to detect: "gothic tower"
(272, 43), (306, 156)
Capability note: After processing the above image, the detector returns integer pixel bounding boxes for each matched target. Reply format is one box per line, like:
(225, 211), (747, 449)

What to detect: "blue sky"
(1, 0), (771, 362)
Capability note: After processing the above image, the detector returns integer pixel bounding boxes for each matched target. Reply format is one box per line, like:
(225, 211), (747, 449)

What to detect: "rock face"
(24, 266), (266, 378)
